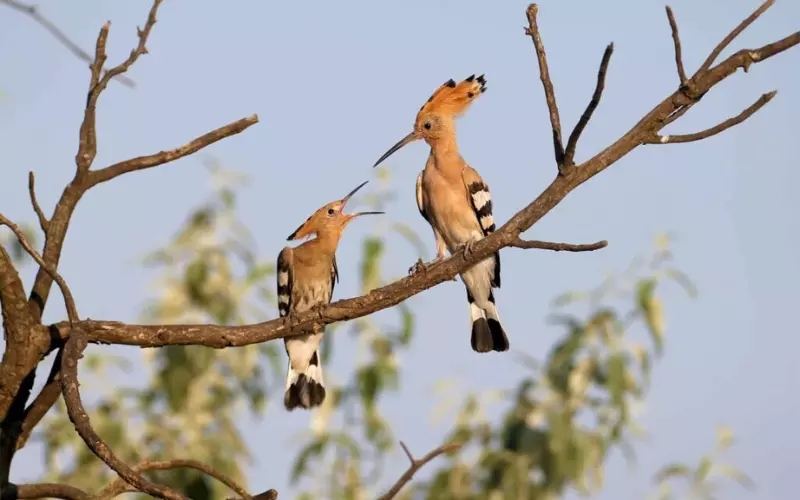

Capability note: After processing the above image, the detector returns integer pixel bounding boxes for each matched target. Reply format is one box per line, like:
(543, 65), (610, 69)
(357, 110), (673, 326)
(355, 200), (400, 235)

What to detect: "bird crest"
(416, 74), (487, 122)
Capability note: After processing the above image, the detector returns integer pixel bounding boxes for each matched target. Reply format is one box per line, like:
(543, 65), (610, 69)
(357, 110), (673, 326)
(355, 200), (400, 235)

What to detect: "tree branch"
(96, 460), (253, 500)
(377, 441), (461, 500)
(28, 172), (49, 233)
(42, 2), (798, 353)
(87, 115), (260, 187)
(0, 214), (79, 324)
(0, 0), (135, 88)
(510, 238), (608, 252)
(665, 6), (688, 86)
(16, 350), (64, 451)
(647, 90), (777, 144)
(12, 482), (90, 500)
(60, 331), (189, 500)
(563, 43), (614, 167)
(525, 4), (566, 172)
(696, 0), (775, 76)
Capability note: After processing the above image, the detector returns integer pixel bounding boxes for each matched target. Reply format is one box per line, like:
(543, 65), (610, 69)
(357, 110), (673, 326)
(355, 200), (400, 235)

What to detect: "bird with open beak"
(277, 180), (383, 411)
(372, 74), (510, 354)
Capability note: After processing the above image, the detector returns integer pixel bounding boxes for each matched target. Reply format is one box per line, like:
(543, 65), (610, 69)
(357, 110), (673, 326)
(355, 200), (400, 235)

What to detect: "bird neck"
(311, 229), (342, 254)
(428, 133), (463, 177)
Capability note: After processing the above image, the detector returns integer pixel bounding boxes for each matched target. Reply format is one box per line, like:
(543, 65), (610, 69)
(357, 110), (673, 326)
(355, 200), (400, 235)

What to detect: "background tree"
(1, 0), (797, 499)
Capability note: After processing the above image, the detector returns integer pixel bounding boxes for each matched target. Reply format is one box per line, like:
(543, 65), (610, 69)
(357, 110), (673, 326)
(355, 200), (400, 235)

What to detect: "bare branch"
(87, 115), (260, 187)
(646, 91), (776, 144)
(28, 172), (49, 233)
(0, 215), (79, 324)
(97, 459), (253, 500)
(665, 6), (688, 86)
(696, 0), (775, 76)
(60, 331), (189, 500)
(0, 0), (135, 88)
(12, 482), (90, 500)
(378, 441), (461, 500)
(525, 4), (566, 172)
(510, 238), (608, 252)
(16, 350), (64, 451)
(563, 43), (614, 166)
(40, 2), (798, 354)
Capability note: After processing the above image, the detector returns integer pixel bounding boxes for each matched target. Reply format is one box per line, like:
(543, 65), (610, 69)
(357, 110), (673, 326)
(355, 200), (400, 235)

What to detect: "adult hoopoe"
(373, 74), (509, 354)
(277, 180), (383, 410)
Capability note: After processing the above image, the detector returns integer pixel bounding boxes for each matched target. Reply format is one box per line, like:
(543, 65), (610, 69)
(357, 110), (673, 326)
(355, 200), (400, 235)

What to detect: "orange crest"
(416, 74), (487, 124)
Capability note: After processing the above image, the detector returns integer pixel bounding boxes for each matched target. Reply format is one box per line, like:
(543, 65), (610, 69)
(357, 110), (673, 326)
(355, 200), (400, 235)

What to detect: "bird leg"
(461, 238), (476, 259)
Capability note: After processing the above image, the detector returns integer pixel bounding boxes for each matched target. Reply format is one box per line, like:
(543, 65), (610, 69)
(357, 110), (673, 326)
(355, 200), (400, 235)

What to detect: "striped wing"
(277, 247), (294, 317)
(330, 255), (338, 302)
(462, 166), (501, 288)
(415, 170), (431, 224)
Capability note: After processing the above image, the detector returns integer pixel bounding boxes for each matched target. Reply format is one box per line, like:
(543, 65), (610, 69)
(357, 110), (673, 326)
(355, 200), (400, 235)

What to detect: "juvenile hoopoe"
(373, 74), (509, 354)
(277, 180), (383, 410)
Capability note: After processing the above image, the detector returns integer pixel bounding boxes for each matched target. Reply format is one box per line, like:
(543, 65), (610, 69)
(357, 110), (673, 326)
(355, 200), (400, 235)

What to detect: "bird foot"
(408, 255), (446, 276)
(462, 239), (476, 258)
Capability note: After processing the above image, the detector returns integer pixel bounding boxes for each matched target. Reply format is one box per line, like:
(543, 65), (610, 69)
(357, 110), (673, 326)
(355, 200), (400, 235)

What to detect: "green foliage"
(37, 164), (281, 498)
(0, 223), (39, 266)
(650, 426), (753, 500)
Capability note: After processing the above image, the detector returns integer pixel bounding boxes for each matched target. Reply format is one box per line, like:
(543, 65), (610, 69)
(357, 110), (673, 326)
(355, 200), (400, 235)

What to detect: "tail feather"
(467, 290), (509, 353)
(284, 350), (326, 411)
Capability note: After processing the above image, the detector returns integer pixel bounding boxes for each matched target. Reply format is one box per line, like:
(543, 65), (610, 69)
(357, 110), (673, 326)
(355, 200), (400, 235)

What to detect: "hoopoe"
(277, 180), (383, 410)
(373, 74), (509, 354)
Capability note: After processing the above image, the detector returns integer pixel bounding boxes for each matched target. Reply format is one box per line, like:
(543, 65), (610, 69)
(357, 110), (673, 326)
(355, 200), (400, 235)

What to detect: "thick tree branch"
(43, 2), (799, 353)
(377, 441), (461, 500)
(87, 115), (260, 187)
(647, 91), (776, 144)
(525, 4), (565, 171)
(60, 331), (189, 500)
(28, 172), (49, 233)
(665, 6), (688, 86)
(510, 238), (608, 252)
(0, 215), (79, 324)
(96, 460), (253, 500)
(12, 482), (90, 500)
(563, 43), (614, 167)
(0, 0), (135, 88)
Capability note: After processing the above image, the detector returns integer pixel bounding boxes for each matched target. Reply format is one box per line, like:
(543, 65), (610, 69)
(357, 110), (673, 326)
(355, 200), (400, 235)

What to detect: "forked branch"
(647, 90), (777, 144)
(378, 441), (462, 500)
(60, 332), (189, 500)
(665, 6), (688, 85)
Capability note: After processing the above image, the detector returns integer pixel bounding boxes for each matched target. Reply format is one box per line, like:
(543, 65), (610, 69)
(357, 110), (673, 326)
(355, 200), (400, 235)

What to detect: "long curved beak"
(341, 180), (370, 209)
(373, 131), (419, 168)
(350, 211), (385, 218)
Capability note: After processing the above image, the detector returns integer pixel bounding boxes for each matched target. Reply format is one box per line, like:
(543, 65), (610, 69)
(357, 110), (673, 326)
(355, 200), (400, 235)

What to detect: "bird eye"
(424, 122), (432, 130)
(327, 208), (335, 216)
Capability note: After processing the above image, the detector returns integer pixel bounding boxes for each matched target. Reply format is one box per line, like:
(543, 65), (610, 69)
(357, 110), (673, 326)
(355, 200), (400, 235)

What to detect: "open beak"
(373, 131), (419, 168)
(340, 180), (384, 219)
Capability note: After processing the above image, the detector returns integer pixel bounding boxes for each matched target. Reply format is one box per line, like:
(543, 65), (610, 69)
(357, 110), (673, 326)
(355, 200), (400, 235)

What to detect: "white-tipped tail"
(284, 350), (326, 411)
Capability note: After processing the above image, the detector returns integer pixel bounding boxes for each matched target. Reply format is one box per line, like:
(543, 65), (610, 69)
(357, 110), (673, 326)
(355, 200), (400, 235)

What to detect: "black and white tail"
(463, 260), (509, 353)
(284, 349), (326, 411)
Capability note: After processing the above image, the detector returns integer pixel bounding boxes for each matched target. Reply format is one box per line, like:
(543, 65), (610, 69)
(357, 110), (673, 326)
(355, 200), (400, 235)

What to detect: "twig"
(0, 0), (135, 88)
(0, 214), (79, 324)
(665, 6), (688, 86)
(87, 115), (260, 187)
(16, 349), (64, 451)
(646, 91), (776, 144)
(510, 238), (608, 252)
(563, 44), (614, 167)
(696, 0), (775, 76)
(28, 172), (49, 233)
(525, 4), (566, 171)
(378, 441), (461, 500)
(96, 459), (253, 500)
(60, 331), (188, 500)
(12, 482), (90, 500)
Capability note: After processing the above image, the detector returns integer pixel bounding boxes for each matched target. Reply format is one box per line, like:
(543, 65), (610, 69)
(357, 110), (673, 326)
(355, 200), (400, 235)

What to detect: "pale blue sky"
(1, 0), (798, 498)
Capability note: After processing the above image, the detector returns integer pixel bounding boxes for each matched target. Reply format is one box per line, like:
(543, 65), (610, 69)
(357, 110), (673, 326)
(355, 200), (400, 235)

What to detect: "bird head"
(373, 74), (487, 168)
(287, 180), (384, 241)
